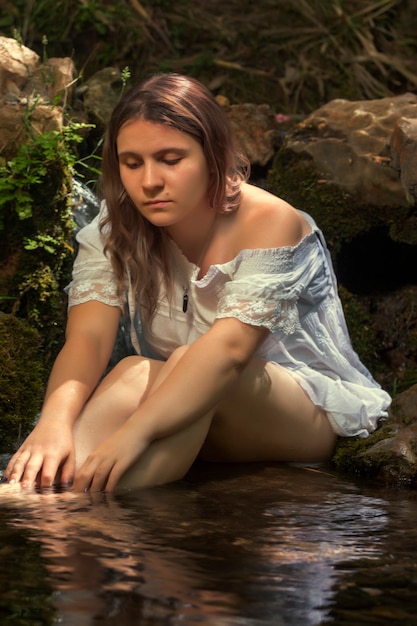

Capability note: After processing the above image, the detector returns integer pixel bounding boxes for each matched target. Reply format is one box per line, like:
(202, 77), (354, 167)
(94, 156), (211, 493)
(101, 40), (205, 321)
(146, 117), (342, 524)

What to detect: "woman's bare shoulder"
(235, 183), (312, 250)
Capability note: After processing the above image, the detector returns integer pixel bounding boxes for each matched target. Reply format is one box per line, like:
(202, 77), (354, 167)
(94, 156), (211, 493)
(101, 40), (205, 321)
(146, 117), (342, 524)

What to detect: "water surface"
(1, 463), (416, 625)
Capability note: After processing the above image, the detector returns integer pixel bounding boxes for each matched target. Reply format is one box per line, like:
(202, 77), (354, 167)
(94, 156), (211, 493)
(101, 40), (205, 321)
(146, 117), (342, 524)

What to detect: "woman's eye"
(125, 161), (141, 169)
(163, 157), (181, 166)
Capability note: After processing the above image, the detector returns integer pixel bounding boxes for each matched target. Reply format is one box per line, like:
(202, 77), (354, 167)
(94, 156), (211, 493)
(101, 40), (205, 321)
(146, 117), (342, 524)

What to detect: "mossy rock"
(266, 151), (405, 256)
(0, 127), (78, 368)
(337, 285), (385, 378)
(332, 383), (417, 487)
(331, 421), (396, 479)
(0, 313), (45, 453)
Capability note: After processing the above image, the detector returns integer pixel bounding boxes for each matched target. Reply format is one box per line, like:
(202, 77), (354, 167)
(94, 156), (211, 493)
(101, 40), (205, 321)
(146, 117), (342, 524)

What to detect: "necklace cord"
(181, 213), (217, 314)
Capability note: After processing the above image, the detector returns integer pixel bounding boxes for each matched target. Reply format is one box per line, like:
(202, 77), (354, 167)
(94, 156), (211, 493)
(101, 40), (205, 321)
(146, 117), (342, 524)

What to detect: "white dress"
(67, 202), (391, 439)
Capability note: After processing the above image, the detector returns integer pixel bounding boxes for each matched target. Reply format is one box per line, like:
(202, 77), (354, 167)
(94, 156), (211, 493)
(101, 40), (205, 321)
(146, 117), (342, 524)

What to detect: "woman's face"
(117, 119), (211, 230)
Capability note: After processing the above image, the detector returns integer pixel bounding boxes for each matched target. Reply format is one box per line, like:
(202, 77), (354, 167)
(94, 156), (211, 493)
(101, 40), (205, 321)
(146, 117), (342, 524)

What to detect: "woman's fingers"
(5, 447), (74, 489)
(73, 456), (111, 492)
(39, 454), (70, 488)
(6, 450), (41, 487)
(73, 454), (128, 492)
(5, 450), (29, 482)
(59, 453), (76, 487)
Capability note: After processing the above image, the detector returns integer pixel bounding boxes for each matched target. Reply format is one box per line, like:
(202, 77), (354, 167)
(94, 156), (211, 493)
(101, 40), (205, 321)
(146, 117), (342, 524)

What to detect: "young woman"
(4, 73), (391, 492)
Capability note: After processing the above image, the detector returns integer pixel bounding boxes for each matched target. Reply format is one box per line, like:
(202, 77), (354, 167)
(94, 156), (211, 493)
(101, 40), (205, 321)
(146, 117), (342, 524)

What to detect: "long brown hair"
(100, 72), (249, 323)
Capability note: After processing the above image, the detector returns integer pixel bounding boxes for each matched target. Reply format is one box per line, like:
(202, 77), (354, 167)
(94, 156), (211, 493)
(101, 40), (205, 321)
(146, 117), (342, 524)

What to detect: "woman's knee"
(103, 355), (163, 390)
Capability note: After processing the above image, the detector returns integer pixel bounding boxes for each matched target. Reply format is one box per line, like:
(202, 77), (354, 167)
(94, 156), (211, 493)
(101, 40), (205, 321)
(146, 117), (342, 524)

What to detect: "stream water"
(1, 462), (417, 626)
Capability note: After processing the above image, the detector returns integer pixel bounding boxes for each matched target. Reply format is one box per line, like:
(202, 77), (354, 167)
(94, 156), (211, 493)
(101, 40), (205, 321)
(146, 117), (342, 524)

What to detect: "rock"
(267, 95), (417, 256)
(0, 36), (39, 94)
(81, 67), (122, 130)
(0, 37), (76, 161)
(283, 93), (417, 208)
(0, 99), (63, 160)
(27, 57), (76, 103)
(333, 384), (417, 487)
(369, 285), (417, 390)
(390, 118), (417, 244)
(218, 98), (281, 166)
(391, 382), (417, 424)
(0, 37), (75, 104)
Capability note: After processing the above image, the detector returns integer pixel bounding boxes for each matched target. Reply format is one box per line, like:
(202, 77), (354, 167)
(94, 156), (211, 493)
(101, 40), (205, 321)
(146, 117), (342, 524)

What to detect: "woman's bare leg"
(73, 356), (164, 468)
(200, 359), (337, 463)
(72, 350), (213, 491)
(73, 351), (335, 491)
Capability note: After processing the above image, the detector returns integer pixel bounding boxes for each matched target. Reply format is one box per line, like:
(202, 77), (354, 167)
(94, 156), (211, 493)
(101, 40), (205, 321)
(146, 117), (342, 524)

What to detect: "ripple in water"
(1, 463), (416, 625)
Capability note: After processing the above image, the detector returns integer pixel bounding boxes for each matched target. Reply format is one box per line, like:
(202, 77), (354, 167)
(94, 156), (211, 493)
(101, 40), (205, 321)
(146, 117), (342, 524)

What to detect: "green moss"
(395, 370), (417, 396)
(0, 124), (88, 367)
(0, 314), (45, 453)
(331, 422), (396, 478)
(0, 103), (92, 454)
(338, 285), (384, 376)
(266, 151), (405, 256)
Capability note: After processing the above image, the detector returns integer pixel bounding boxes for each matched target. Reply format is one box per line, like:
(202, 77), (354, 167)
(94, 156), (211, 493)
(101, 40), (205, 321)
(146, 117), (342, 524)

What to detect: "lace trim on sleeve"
(65, 205), (127, 311)
(216, 281), (299, 334)
(212, 235), (328, 334)
(67, 260), (126, 311)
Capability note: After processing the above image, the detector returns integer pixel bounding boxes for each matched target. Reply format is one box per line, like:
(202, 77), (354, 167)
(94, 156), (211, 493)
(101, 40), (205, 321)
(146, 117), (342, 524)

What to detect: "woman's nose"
(142, 162), (163, 190)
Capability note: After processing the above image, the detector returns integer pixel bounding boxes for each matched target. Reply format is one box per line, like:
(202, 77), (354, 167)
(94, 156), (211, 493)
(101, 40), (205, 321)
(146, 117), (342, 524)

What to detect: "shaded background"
(1, 0), (417, 113)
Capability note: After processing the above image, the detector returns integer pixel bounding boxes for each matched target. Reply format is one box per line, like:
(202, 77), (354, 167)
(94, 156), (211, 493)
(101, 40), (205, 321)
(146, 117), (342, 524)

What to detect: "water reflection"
(0, 463), (416, 625)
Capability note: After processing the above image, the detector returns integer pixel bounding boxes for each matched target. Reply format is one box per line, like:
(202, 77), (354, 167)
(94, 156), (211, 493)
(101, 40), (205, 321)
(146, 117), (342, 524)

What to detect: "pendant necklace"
(181, 215), (217, 314)
(182, 288), (189, 313)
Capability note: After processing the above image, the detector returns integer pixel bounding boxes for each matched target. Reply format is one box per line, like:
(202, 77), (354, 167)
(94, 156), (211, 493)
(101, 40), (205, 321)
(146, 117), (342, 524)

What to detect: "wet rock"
(333, 384), (417, 486)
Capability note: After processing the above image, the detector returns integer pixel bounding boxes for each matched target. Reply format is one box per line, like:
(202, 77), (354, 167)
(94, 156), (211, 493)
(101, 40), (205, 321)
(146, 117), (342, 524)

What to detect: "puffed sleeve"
(215, 234), (329, 334)
(66, 202), (126, 312)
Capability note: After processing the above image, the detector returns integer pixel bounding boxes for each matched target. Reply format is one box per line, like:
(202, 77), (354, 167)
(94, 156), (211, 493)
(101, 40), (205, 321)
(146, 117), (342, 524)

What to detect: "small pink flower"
(275, 113), (291, 124)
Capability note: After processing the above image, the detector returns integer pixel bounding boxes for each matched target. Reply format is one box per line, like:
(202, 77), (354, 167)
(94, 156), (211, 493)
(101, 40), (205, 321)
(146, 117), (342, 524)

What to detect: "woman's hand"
(4, 421), (75, 489)
(72, 423), (150, 492)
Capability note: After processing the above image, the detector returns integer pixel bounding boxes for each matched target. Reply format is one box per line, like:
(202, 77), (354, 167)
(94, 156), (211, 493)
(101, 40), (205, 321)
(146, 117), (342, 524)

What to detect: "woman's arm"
(140, 317), (269, 437)
(5, 301), (121, 488)
(73, 316), (269, 491)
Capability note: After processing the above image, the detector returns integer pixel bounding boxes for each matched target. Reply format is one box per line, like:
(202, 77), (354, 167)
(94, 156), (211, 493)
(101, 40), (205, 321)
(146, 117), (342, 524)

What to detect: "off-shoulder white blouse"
(66, 202), (391, 439)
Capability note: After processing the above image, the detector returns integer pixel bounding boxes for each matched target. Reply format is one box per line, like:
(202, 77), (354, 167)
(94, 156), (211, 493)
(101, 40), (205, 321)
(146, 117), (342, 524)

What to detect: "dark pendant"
(182, 290), (189, 313)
